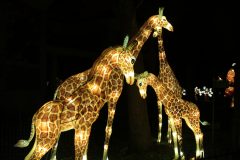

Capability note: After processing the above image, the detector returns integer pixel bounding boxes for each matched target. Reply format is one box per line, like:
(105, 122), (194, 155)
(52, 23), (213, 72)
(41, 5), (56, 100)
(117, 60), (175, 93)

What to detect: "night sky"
(0, 0), (239, 159)
(1, 0), (238, 90)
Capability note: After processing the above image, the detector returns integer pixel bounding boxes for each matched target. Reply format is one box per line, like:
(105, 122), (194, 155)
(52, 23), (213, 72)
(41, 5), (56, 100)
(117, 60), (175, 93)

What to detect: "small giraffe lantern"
(14, 37), (137, 160)
(135, 71), (204, 159)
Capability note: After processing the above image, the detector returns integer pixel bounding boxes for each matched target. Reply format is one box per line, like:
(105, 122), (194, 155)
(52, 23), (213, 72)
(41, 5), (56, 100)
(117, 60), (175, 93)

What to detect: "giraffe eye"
(131, 58), (136, 64)
(139, 82), (142, 86)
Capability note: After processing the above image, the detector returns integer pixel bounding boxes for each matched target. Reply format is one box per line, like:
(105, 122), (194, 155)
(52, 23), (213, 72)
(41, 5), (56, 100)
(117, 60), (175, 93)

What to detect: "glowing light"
(139, 89), (146, 98)
(106, 127), (112, 135)
(39, 146), (48, 154)
(196, 134), (200, 141)
(166, 23), (173, 31)
(196, 150), (201, 158)
(158, 124), (162, 130)
(110, 109), (115, 115)
(218, 76), (222, 80)
(174, 147), (178, 156)
(232, 62), (236, 67)
(88, 83), (100, 94)
(180, 151), (184, 157)
(66, 97), (75, 104)
(101, 65), (109, 75)
(194, 86), (213, 97)
(80, 132), (84, 140)
(158, 114), (162, 119)
(104, 144), (108, 151)
(79, 131), (87, 141)
(153, 31), (158, 38)
(41, 122), (48, 132)
(182, 88), (186, 96)
(172, 131), (177, 138)
(125, 71), (134, 85)
(82, 154), (87, 160)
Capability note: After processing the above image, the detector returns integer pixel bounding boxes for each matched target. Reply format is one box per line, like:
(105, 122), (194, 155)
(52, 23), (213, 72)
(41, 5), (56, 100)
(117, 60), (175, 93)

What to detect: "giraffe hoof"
(102, 156), (109, 160)
(180, 155), (185, 160)
(50, 155), (57, 160)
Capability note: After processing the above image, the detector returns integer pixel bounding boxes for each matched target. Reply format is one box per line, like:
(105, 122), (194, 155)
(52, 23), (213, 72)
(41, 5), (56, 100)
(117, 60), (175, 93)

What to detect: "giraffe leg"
(199, 133), (204, 158)
(157, 101), (163, 143)
(194, 132), (204, 159)
(185, 117), (204, 159)
(195, 133), (201, 159)
(167, 119), (172, 144)
(24, 136), (37, 160)
(49, 135), (61, 160)
(83, 143), (89, 160)
(74, 128), (91, 160)
(174, 118), (184, 159)
(25, 136), (57, 160)
(169, 118), (179, 160)
(102, 102), (116, 160)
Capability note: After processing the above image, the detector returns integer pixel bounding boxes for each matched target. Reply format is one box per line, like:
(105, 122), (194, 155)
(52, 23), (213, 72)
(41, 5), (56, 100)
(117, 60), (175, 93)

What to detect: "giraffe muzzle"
(125, 72), (135, 85)
(140, 90), (147, 99)
(166, 24), (174, 32)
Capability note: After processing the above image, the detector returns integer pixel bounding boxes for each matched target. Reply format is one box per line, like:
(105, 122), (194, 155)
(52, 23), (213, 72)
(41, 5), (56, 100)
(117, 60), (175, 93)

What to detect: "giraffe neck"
(86, 49), (120, 95)
(157, 34), (183, 97)
(129, 15), (158, 58)
(146, 73), (172, 105)
(157, 33), (166, 61)
(147, 73), (164, 95)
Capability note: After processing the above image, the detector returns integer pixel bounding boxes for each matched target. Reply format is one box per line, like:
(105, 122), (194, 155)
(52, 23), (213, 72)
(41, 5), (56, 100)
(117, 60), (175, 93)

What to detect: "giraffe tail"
(14, 122), (35, 148)
(200, 120), (210, 126)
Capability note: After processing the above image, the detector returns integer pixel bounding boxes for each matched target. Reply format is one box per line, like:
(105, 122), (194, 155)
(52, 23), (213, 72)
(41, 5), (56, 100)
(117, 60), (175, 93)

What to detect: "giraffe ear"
(127, 40), (138, 51)
(158, 7), (164, 18)
(134, 73), (140, 79)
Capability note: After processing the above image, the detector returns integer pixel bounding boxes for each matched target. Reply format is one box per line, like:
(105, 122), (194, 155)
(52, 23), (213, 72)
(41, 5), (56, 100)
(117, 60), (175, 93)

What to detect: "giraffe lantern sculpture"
(135, 71), (204, 159)
(49, 7), (175, 160)
(224, 63), (236, 108)
(14, 37), (137, 160)
(152, 7), (184, 145)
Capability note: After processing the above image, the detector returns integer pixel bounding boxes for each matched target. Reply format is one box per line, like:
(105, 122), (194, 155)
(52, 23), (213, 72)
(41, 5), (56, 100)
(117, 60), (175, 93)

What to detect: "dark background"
(1, 0), (239, 159)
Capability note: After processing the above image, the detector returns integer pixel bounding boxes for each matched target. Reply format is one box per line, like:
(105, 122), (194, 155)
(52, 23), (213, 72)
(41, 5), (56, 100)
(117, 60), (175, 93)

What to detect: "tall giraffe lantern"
(135, 72), (204, 159)
(149, 7), (183, 145)
(14, 37), (137, 160)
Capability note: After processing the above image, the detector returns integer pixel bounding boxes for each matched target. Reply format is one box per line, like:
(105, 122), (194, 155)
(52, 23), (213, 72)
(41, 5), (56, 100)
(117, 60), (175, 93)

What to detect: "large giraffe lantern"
(49, 7), (174, 160)
(135, 71), (204, 159)
(14, 38), (137, 160)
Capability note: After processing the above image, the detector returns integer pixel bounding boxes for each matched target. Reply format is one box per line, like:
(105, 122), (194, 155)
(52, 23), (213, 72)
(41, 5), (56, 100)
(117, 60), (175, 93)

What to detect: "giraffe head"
(135, 71), (150, 99)
(152, 7), (173, 37)
(116, 35), (137, 85)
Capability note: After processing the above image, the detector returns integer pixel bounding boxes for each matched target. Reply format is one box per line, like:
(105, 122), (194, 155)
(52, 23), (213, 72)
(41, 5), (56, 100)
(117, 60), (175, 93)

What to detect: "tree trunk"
(117, 0), (152, 153)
